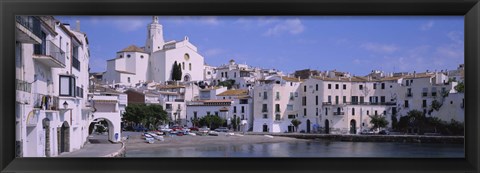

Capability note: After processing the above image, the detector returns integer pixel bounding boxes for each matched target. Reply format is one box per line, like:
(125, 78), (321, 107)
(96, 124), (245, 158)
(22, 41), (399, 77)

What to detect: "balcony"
(33, 93), (60, 111)
(333, 112), (345, 116)
(33, 41), (66, 68)
(322, 102), (332, 105)
(406, 93), (413, 97)
(72, 56), (80, 71)
(16, 79), (31, 93)
(15, 16), (41, 44)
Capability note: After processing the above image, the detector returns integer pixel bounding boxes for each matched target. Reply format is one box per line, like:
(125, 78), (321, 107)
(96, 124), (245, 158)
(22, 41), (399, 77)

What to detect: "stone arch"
(350, 119), (357, 134)
(89, 114), (121, 143)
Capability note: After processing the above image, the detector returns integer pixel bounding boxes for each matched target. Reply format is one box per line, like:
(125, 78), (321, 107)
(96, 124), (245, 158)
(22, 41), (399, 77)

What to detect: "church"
(104, 16), (205, 85)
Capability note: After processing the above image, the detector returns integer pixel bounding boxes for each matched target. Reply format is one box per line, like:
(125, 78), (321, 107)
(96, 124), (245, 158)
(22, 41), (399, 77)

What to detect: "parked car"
(133, 125), (148, 132)
(189, 127), (199, 131)
(360, 129), (375, 135)
(171, 125), (183, 131)
(379, 130), (390, 135)
(214, 127), (229, 132)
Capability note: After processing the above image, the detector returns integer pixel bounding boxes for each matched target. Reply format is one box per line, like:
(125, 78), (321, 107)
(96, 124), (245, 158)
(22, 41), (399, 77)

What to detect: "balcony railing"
(16, 16), (41, 39)
(333, 112), (345, 115)
(33, 93), (59, 110)
(174, 99), (184, 102)
(34, 40), (66, 67)
(16, 79), (31, 93)
(72, 56), (80, 70)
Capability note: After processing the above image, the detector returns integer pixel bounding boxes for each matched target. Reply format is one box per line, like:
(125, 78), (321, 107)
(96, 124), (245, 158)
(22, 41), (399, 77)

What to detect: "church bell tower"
(145, 16), (165, 53)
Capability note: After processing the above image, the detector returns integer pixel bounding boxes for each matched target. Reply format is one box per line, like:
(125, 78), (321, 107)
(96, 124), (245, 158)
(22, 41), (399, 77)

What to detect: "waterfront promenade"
(58, 134), (124, 157)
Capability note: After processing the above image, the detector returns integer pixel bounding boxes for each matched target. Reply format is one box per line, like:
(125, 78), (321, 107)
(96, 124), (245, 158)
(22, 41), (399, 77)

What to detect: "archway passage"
(88, 116), (120, 143)
(59, 121), (70, 153)
(350, 119), (357, 134)
(306, 119), (311, 133)
(324, 119), (330, 134)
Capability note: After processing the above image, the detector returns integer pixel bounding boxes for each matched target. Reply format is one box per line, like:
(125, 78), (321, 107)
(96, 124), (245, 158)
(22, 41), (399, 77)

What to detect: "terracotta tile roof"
(403, 73), (435, 79)
(202, 99), (232, 103)
(117, 45), (145, 53)
(156, 85), (185, 89)
(217, 89), (249, 96)
(281, 76), (303, 82)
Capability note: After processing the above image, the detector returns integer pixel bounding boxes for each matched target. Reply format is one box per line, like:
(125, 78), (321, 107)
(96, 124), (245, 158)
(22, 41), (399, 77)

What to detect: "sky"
(55, 16), (464, 76)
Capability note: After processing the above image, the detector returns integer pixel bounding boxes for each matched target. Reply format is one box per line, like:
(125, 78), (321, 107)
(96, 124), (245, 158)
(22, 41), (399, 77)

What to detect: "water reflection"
(126, 140), (464, 158)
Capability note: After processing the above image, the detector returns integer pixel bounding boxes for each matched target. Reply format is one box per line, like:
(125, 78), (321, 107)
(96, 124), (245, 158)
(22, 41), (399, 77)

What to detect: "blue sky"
(56, 16), (464, 76)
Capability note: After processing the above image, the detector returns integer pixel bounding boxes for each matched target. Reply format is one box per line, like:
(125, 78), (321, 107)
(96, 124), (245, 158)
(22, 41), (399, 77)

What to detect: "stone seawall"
(249, 133), (464, 144)
(102, 141), (126, 157)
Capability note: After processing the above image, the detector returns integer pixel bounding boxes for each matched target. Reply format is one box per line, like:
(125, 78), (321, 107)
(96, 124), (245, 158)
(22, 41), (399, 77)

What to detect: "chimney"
(76, 20), (80, 31)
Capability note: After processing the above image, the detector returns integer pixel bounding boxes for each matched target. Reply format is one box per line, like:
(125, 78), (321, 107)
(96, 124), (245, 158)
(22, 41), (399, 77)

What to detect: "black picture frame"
(1, 0), (479, 172)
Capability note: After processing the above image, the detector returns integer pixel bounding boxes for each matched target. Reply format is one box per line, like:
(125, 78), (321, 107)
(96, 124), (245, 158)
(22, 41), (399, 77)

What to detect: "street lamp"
(63, 101), (69, 109)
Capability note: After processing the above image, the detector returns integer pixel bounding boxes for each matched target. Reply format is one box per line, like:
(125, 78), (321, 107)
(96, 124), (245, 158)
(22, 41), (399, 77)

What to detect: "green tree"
(231, 117), (241, 131)
(369, 114), (388, 131)
(171, 61), (182, 81)
(291, 119), (302, 132)
(431, 100), (442, 111)
(190, 117), (200, 128)
(454, 82), (464, 93)
(122, 104), (168, 130)
(199, 115), (225, 129)
(217, 79), (236, 89)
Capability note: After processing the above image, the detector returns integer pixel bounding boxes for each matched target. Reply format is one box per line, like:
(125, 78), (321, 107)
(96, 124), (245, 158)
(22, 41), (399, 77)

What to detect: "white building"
(104, 16), (205, 85)
(15, 16), (95, 157)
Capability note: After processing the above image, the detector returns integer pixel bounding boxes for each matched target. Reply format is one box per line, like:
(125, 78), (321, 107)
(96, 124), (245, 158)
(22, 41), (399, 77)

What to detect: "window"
(352, 108), (355, 115)
(367, 111), (369, 115)
(289, 92), (294, 100)
(276, 92), (280, 100)
(304, 108), (307, 116)
(182, 62), (185, 70)
(343, 84), (346, 90)
(59, 75), (75, 97)
(343, 96), (346, 103)
(304, 86), (307, 92)
(207, 71), (211, 75)
(359, 85), (363, 90)
(262, 104), (268, 112)
(222, 72), (224, 78)
(360, 96), (364, 103)
(189, 63), (192, 71)
(263, 92), (268, 100)
(215, 112), (219, 116)
(316, 108), (319, 116)
(381, 83), (385, 89)
(275, 104), (280, 112)
(335, 96), (339, 104)
(287, 104), (293, 111)
(302, 96), (307, 106)
(328, 95), (332, 103)
(325, 108), (328, 115)
(259, 92), (261, 97)
(315, 95), (319, 105)
(328, 84), (331, 89)
(127, 54), (131, 58)
(380, 96), (385, 103)
(241, 106), (245, 113)
(263, 114), (268, 119)
(207, 111), (211, 115)
(383, 111), (386, 115)
(422, 100), (427, 108)
(375, 111), (378, 115)
(288, 114), (295, 119)
(193, 112), (197, 119)
(406, 80), (409, 86)
(127, 77), (131, 83)
(140, 55), (144, 58)
(234, 72), (236, 78)
(335, 84), (339, 89)
(275, 114), (281, 121)
(373, 83), (377, 89)
(404, 100), (409, 108)
(316, 84), (318, 91)
(234, 106), (237, 113)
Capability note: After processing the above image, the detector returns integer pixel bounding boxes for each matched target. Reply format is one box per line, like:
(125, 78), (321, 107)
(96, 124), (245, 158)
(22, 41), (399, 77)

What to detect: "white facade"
(15, 16), (95, 157)
(104, 17), (205, 85)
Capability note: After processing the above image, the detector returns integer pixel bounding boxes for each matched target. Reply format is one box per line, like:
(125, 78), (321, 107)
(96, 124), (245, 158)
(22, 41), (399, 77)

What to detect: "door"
(306, 120), (311, 133)
(324, 120), (330, 134)
(262, 124), (268, 132)
(350, 119), (357, 134)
